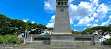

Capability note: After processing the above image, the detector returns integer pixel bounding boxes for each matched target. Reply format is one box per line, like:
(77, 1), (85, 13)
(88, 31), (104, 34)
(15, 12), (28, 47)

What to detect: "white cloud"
(109, 15), (111, 19)
(74, 24), (77, 26)
(108, 5), (111, 11)
(49, 15), (55, 22)
(101, 20), (110, 26)
(31, 21), (35, 24)
(49, 20), (55, 22)
(101, 22), (109, 26)
(44, 2), (51, 9)
(74, 30), (76, 31)
(90, 0), (99, 7)
(51, 15), (55, 19)
(96, 3), (108, 19)
(46, 15), (55, 28)
(68, 0), (74, 4)
(46, 23), (54, 28)
(92, 24), (99, 27)
(94, 19), (98, 23)
(84, 28), (87, 30)
(70, 19), (73, 24)
(93, 13), (97, 17)
(69, 0), (110, 27)
(87, 24), (92, 26)
(69, 1), (92, 20)
(23, 19), (28, 22)
(101, 15), (111, 26)
(76, 16), (94, 26)
(44, 0), (74, 11)
(69, 1), (98, 20)
(44, 0), (56, 10)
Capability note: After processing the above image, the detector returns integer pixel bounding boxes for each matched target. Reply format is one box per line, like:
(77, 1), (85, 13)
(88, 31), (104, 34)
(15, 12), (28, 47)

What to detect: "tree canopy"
(0, 14), (47, 35)
(72, 25), (111, 34)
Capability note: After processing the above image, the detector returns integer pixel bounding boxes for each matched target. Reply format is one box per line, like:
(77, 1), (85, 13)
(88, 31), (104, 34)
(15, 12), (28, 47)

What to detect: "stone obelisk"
(53, 0), (72, 35)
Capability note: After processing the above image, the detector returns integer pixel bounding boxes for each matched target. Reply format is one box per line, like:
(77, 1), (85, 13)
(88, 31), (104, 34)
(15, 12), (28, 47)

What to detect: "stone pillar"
(53, 0), (72, 35)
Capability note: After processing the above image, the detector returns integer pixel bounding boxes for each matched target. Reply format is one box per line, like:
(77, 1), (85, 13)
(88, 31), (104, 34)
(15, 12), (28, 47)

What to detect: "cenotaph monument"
(52, 0), (73, 40)
(53, 0), (72, 34)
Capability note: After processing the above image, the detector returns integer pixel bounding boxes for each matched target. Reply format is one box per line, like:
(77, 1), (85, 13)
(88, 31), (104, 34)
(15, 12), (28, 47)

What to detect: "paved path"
(0, 41), (110, 49)
(0, 44), (111, 49)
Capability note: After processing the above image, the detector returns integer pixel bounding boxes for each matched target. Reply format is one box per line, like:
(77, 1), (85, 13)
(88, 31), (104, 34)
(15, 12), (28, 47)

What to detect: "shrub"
(72, 31), (82, 34)
(0, 35), (4, 44)
(0, 34), (20, 44)
(103, 38), (111, 45)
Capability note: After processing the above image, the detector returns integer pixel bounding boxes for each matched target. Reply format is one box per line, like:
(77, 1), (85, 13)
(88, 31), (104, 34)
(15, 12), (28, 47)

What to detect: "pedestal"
(51, 34), (74, 40)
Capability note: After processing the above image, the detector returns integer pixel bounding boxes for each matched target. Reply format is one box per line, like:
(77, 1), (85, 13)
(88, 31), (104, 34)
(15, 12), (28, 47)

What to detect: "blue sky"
(0, 0), (111, 31)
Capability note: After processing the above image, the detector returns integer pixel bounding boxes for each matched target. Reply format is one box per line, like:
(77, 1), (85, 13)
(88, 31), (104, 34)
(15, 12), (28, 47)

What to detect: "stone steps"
(17, 41), (110, 49)
(1, 40), (110, 49)
(16, 45), (110, 49)
(25, 40), (101, 45)
(1, 44), (110, 49)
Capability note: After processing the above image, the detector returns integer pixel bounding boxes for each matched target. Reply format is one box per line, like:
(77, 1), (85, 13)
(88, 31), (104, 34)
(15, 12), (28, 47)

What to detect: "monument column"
(53, 0), (72, 35)
(51, 0), (73, 40)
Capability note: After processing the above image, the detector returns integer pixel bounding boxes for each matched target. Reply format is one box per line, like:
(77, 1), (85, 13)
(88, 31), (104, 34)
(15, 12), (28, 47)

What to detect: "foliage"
(0, 35), (4, 44)
(0, 34), (20, 44)
(37, 24), (47, 30)
(47, 28), (54, 30)
(0, 14), (11, 34)
(72, 31), (82, 34)
(80, 26), (111, 34)
(26, 21), (38, 30)
(0, 14), (47, 35)
(103, 38), (111, 45)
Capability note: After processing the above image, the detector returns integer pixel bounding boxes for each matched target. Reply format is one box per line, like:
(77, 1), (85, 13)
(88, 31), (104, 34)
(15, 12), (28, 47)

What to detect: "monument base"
(51, 33), (74, 40)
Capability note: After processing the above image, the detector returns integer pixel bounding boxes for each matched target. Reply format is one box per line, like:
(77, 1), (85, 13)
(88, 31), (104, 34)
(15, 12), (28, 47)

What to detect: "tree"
(103, 38), (111, 45)
(82, 28), (93, 34)
(82, 26), (111, 34)
(0, 14), (48, 35)
(0, 14), (11, 34)
(26, 21), (38, 30)
(47, 28), (54, 30)
(37, 24), (47, 30)
(72, 31), (82, 34)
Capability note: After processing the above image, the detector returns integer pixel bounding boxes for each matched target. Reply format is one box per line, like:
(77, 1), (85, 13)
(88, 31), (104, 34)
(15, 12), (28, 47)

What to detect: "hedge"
(103, 38), (111, 45)
(0, 34), (20, 44)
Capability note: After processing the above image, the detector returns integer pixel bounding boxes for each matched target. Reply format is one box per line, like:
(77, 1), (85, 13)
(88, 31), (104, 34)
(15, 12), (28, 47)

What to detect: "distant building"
(41, 29), (53, 35)
(28, 28), (43, 34)
(93, 31), (99, 35)
(109, 32), (111, 37)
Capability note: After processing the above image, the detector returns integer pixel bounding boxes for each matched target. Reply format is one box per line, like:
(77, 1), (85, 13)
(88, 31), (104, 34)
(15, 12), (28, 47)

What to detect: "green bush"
(103, 38), (111, 45)
(0, 35), (4, 44)
(72, 31), (82, 34)
(0, 34), (20, 44)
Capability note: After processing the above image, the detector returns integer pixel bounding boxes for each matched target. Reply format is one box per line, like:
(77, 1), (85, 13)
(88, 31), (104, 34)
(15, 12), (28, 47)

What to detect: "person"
(22, 33), (25, 38)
